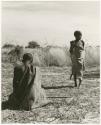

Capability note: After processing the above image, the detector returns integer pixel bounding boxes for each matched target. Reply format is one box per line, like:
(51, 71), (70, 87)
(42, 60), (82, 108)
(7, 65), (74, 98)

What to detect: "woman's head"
(74, 31), (82, 40)
(22, 53), (33, 65)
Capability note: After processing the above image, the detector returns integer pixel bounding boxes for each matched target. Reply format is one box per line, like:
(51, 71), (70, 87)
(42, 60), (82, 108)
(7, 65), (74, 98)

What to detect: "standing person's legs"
(78, 72), (83, 88)
(78, 78), (82, 88)
(70, 73), (73, 80)
(76, 60), (83, 88)
(74, 74), (77, 87)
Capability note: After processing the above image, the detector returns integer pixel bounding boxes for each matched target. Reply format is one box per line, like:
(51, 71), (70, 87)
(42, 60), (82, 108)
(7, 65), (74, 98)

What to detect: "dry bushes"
(2, 46), (100, 67)
(85, 46), (100, 66)
(45, 47), (71, 66)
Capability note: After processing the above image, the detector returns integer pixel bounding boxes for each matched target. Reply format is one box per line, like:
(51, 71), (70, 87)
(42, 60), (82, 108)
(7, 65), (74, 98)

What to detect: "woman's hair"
(22, 53), (33, 63)
(74, 31), (82, 37)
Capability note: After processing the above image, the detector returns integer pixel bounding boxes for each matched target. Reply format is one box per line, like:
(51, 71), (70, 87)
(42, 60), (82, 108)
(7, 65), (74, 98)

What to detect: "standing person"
(69, 31), (85, 88)
(9, 53), (49, 110)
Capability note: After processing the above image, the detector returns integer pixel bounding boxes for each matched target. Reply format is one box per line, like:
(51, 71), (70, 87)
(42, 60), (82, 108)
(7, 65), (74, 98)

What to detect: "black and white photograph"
(1, 0), (100, 124)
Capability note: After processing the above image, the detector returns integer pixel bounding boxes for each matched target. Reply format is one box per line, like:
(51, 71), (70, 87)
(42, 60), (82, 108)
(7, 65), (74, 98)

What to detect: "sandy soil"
(1, 62), (100, 123)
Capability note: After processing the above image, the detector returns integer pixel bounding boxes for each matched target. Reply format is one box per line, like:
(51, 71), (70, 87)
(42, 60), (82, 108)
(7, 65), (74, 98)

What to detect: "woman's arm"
(13, 67), (17, 92)
(69, 41), (74, 55)
(13, 66), (22, 92)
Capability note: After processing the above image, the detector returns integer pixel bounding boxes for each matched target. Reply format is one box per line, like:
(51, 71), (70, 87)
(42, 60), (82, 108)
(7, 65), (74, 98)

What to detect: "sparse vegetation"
(2, 46), (100, 67)
(2, 43), (15, 48)
(25, 41), (40, 48)
(1, 45), (100, 123)
(1, 62), (100, 123)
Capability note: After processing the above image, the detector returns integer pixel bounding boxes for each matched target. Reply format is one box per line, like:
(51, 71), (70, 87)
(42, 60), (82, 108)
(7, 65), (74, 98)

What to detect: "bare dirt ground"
(1, 62), (100, 123)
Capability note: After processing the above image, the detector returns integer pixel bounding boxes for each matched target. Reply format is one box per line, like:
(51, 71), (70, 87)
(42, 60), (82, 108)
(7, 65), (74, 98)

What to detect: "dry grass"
(2, 46), (100, 67)
(1, 61), (100, 123)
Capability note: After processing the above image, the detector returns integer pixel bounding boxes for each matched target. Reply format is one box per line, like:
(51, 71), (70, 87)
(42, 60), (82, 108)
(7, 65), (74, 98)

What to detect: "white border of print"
(0, 0), (100, 125)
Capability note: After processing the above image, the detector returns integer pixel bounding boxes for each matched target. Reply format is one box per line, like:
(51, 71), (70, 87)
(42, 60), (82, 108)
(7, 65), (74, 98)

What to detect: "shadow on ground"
(2, 100), (19, 110)
(42, 85), (74, 89)
(84, 72), (100, 78)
